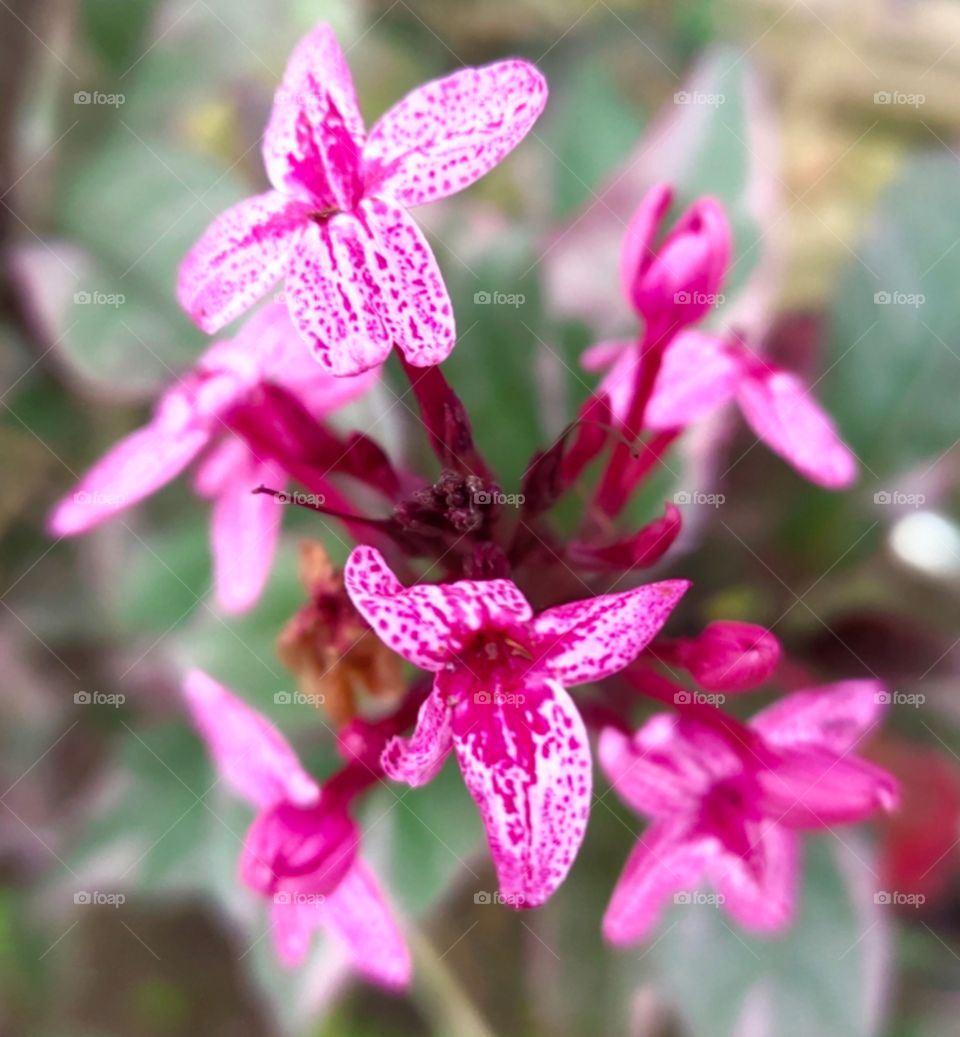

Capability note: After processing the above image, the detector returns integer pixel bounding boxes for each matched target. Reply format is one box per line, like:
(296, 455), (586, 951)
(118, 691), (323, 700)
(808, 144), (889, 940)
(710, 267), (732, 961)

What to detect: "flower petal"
(751, 681), (887, 754)
(361, 197), (456, 368)
(452, 678), (591, 908)
(202, 442), (286, 613)
(271, 895), (321, 967)
(323, 861), (412, 989)
(262, 23), (365, 208)
(381, 683), (454, 786)
(645, 331), (740, 430)
(177, 190), (307, 334)
(344, 545), (533, 672)
(531, 579), (689, 684)
(735, 369), (857, 488)
(48, 420), (209, 536)
(711, 821), (798, 932)
(365, 60), (547, 207)
(181, 669), (319, 810)
(598, 721), (716, 818)
(581, 339), (637, 425)
(758, 748), (899, 828)
(602, 819), (713, 944)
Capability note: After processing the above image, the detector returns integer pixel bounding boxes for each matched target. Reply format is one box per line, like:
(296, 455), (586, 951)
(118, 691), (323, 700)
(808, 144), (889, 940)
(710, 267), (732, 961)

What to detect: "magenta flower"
(177, 23), (547, 376)
(183, 669), (411, 986)
(584, 329), (857, 488)
(343, 545), (689, 907)
(620, 183), (731, 339)
(599, 680), (898, 943)
(48, 303), (377, 612)
(652, 619), (781, 692)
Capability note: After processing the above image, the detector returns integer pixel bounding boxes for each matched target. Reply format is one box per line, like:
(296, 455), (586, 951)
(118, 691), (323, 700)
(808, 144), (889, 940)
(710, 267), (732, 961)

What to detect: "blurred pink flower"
(620, 183), (731, 339)
(599, 681), (899, 944)
(653, 619), (781, 693)
(583, 330), (858, 488)
(48, 303), (377, 612)
(183, 669), (410, 986)
(177, 22), (547, 375)
(344, 544), (689, 907)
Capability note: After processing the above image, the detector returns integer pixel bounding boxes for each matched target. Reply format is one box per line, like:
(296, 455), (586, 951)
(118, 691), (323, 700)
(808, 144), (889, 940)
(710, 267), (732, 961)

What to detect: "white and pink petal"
(381, 683), (454, 787)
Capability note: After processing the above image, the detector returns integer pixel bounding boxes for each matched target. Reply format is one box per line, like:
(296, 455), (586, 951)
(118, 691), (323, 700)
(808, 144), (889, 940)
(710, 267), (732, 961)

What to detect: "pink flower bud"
(675, 621), (780, 692)
(620, 184), (731, 336)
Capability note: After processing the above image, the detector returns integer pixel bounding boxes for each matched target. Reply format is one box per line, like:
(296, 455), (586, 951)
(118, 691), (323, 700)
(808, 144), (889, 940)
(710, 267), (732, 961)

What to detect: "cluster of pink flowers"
(52, 23), (897, 988)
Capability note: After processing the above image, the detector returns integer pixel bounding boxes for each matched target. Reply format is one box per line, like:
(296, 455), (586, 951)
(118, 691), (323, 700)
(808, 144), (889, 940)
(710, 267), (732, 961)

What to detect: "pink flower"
(343, 545), (689, 907)
(583, 330), (857, 489)
(599, 680), (898, 943)
(653, 619), (781, 692)
(182, 669), (411, 987)
(177, 23), (547, 376)
(48, 303), (376, 612)
(620, 183), (731, 339)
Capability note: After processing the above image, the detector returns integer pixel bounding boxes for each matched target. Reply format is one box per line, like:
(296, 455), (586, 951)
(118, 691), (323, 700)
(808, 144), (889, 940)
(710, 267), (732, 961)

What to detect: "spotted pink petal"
(581, 339), (637, 425)
(751, 681), (887, 755)
(286, 201), (455, 376)
(205, 445), (286, 614)
(711, 821), (798, 932)
(177, 190), (309, 334)
(182, 669), (319, 811)
(48, 419), (210, 536)
(365, 60), (548, 207)
(757, 748), (899, 828)
(323, 861), (412, 989)
(531, 579), (689, 685)
(452, 678), (591, 908)
(645, 331), (740, 430)
(602, 819), (713, 945)
(344, 546), (533, 672)
(381, 684), (454, 786)
(735, 369), (857, 488)
(262, 23), (365, 207)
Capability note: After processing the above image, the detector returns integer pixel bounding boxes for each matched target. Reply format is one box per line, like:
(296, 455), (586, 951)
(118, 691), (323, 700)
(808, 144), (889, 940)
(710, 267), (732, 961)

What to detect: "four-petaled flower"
(343, 545), (689, 907)
(599, 680), (898, 943)
(177, 22), (547, 376)
(183, 669), (410, 986)
(48, 303), (377, 611)
(584, 329), (858, 488)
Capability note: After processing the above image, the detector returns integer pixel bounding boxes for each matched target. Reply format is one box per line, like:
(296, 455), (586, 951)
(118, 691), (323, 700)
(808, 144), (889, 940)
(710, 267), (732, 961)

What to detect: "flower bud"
(620, 183), (731, 336)
(674, 621), (780, 692)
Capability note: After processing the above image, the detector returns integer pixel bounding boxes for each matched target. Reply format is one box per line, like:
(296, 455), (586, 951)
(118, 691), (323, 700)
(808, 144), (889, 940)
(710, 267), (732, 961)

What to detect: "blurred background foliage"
(2, 0), (960, 1034)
